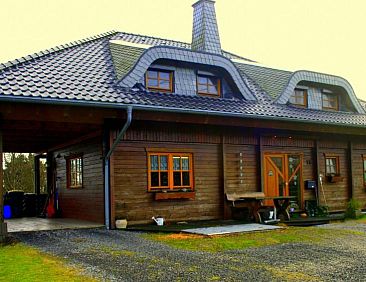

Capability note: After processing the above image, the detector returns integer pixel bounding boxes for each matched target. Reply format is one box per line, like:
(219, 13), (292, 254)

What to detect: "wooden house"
(1, 0), (366, 230)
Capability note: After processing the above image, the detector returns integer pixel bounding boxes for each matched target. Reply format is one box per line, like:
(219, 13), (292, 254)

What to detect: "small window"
(145, 69), (173, 92)
(148, 153), (193, 191)
(325, 156), (339, 176)
(289, 88), (307, 107)
(197, 75), (221, 97)
(66, 156), (83, 189)
(322, 93), (338, 111)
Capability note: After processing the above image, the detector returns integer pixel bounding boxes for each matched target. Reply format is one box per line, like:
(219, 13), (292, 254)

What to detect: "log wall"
(55, 137), (104, 223)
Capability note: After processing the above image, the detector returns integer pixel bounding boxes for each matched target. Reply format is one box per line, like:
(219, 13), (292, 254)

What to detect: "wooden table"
(263, 196), (296, 221)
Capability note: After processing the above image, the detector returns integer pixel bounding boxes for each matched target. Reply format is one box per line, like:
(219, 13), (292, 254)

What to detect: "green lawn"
(144, 226), (361, 252)
(0, 243), (95, 282)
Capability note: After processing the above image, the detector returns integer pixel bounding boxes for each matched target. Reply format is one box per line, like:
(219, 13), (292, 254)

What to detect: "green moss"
(143, 227), (358, 253)
(0, 243), (95, 282)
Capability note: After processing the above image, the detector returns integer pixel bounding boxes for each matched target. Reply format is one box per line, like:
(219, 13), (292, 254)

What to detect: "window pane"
(147, 70), (158, 79)
(160, 172), (168, 186)
(173, 172), (181, 186)
(207, 77), (217, 86)
(147, 78), (158, 88)
(160, 155), (168, 170)
(198, 76), (207, 84)
(159, 79), (170, 90)
(198, 84), (207, 92)
(182, 157), (189, 170)
(208, 85), (218, 94)
(182, 172), (190, 186)
(151, 172), (159, 187)
(159, 72), (170, 80)
(173, 157), (181, 170)
(150, 155), (158, 170)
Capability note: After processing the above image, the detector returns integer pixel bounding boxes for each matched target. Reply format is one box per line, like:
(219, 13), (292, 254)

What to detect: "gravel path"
(13, 222), (366, 282)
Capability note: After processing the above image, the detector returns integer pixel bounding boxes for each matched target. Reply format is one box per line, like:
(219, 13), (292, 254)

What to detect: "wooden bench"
(225, 192), (265, 222)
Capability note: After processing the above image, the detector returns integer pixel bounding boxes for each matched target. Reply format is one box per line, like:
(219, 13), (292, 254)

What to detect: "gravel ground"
(13, 222), (366, 282)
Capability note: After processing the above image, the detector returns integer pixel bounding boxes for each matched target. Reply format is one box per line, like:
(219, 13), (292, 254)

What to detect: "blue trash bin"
(4, 205), (11, 219)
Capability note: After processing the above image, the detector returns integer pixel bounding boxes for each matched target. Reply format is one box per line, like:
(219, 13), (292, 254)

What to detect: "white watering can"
(152, 216), (164, 226)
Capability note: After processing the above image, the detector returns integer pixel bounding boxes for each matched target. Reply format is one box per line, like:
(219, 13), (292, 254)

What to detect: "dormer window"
(289, 88), (307, 107)
(197, 75), (221, 97)
(322, 91), (338, 111)
(145, 69), (173, 92)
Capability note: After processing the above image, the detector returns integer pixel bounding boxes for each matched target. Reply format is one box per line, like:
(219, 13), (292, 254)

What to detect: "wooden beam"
(0, 126), (8, 242)
(348, 141), (354, 200)
(257, 135), (263, 193)
(314, 140), (320, 206)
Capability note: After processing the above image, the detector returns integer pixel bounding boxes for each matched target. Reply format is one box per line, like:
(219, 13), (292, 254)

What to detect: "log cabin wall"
(54, 137), (104, 223)
(318, 140), (349, 211)
(111, 121), (366, 224)
(112, 123), (222, 225)
(351, 142), (366, 209)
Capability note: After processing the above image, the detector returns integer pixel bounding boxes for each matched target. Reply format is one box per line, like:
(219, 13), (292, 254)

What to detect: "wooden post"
(348, 141), (354, 200)
(314, 140), (321, 206)
(0, 129), (8, 242)
(257, 135), (263, 192)
(221, 135), (230, 219)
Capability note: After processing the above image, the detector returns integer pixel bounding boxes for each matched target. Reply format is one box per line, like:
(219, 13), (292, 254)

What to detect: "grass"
(144, 226), (360, 252)
(0, 243), (96, 282)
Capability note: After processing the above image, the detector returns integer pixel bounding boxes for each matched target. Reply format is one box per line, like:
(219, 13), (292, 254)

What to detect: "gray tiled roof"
(109, 42), (144, 80)
(235, 62), (292, 99)
(0, 31), (366, 128)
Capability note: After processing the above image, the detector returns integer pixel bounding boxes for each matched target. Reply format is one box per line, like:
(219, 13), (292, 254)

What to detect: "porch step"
(284, 214), (345, 227)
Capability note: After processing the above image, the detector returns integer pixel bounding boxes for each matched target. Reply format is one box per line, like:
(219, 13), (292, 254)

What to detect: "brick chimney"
(191, 0), (222, 55)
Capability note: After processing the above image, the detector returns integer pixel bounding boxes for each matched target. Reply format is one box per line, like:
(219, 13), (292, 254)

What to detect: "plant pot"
(115, 219), (127, 229)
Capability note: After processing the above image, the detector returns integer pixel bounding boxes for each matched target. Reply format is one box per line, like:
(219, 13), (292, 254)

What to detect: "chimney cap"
(192, 0), (216, 7)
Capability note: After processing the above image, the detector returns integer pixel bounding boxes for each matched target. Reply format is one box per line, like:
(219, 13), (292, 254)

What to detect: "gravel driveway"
(13, 222), (366, 282)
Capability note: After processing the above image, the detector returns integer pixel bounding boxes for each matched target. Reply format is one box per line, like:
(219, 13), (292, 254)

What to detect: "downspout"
(104, 106), (133, 229)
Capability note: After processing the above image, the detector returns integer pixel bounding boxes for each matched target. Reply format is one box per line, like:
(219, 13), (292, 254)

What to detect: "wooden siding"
(112, 141), (222, 225)
(224, 144), (258, 194)
(318, 145), (350, 211)
(111, 122), (366, 225)
(55, 138), (104, 223)
(351, 145), (366, 209)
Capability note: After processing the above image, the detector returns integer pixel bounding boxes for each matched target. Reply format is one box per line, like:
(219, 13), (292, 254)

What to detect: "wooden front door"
(264, 154), (303, 207)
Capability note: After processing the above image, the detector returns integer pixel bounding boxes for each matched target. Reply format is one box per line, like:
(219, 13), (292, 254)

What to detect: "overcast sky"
(2, 0), (366, 100)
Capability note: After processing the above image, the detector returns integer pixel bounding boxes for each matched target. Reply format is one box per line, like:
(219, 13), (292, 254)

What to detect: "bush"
(345, 198), (361, 219)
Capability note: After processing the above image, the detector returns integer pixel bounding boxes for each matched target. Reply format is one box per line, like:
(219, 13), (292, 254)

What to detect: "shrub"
(345, 198), (361, 219)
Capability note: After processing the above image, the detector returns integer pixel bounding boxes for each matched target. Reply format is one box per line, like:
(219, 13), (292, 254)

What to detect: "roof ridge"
(0, 30), (118, 72)
(115, 31), (191, 47)
(114, 31), (253, 62)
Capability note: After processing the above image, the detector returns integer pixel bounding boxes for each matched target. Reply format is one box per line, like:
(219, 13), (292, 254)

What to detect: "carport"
(0, 101), (123, 235)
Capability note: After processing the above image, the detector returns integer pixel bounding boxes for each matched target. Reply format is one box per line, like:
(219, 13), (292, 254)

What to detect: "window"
(325, 156), (339, 176)
(66, 156), (83, 189)
(148, 153), (193, 191)
(322, 93), (338, 111)
(197, 75), (221, 97)
(145, 69), (173, 92)
(289, 88), (307, 107)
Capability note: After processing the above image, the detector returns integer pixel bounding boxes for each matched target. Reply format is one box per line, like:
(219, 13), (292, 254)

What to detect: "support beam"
(0, 128), (8, 243)
(314, 140), (321, 206)
(348, 141), (354, 200)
